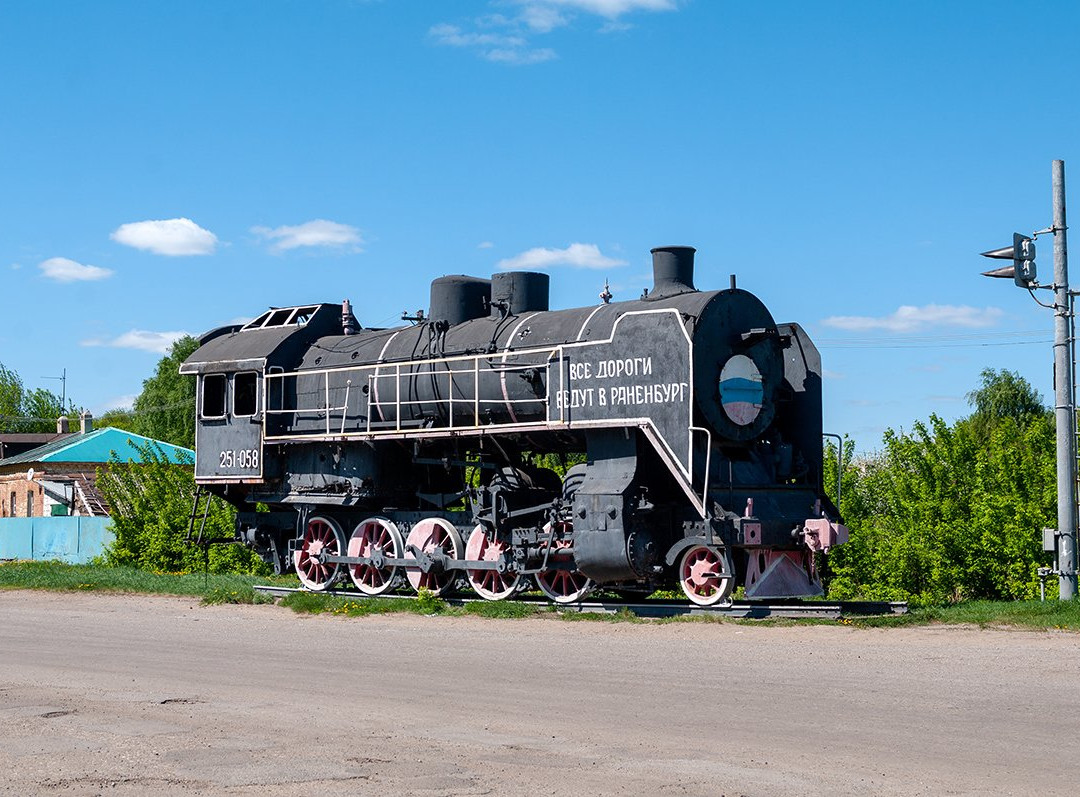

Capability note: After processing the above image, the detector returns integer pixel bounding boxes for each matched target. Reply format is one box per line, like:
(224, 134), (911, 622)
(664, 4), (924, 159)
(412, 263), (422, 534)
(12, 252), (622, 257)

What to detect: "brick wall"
(0, 477), (45, 518)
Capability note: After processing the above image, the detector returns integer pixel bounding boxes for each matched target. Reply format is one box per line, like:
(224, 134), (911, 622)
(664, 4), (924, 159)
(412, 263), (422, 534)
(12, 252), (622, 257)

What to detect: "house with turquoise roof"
(0, 416), (193, 563)
(0, 416), (193, 519)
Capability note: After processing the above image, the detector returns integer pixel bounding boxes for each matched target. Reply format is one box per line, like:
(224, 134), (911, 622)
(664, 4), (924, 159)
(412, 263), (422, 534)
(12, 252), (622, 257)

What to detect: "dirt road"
(1, 591), (1077, 796)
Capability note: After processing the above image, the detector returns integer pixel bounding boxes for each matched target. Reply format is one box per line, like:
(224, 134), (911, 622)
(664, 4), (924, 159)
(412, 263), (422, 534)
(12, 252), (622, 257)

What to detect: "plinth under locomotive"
(180, 246), (847, 605)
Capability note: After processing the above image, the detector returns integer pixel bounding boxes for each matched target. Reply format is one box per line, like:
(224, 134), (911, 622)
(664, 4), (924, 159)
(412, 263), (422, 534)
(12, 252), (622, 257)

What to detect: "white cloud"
(486, 46), (557, 64)
(111, 218), (218, 256)
(251, 219), (363, 252)
(429, 23), (525, 49)
(429, 23), (554, 64)
(82, 329), (191, 354)
(498, 242), (627, 270)
(98, 394), (138, 413)
(432, 0), (676, 64)
(519, 4), (569, 32)
(39, 257), (114, 282)
(822, 369), (845, 380)
(821, 305), (1005, 333)
(526, 0), (677, 18)
(477, 241), (495, 249)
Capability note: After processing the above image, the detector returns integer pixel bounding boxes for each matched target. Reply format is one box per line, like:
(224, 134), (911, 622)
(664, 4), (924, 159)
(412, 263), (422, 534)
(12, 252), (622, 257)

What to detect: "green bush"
(96, 441), (269, 576)
(824, 369), (1056, 604)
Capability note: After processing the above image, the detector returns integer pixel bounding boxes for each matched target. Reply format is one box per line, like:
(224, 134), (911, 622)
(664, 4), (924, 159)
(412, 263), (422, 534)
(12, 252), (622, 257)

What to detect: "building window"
(26, 490), (33, 517)
(201, 374), (227, 419)
(234, 372), (259, 417)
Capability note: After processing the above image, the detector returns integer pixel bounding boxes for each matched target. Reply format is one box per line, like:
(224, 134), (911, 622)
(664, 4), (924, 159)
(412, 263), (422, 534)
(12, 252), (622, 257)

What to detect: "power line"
(819, 339), (1052, 350)
(816, 329), (1053, 349)
(0, 398), (195, 426)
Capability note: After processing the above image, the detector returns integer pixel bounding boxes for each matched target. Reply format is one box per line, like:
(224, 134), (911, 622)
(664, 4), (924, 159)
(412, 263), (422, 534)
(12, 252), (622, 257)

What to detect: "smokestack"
(649, 246), (697, 298)
(57, 416), (70, 434)
(79, 411), (93, 434)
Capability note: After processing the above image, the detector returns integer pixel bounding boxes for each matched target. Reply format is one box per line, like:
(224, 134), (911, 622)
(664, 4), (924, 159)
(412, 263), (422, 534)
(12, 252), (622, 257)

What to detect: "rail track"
(252, 585), (907, 619)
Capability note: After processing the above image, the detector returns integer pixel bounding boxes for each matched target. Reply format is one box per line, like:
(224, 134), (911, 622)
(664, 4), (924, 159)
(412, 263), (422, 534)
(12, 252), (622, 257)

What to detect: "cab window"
(234, 372), (259, 417)
(201, 374), (227, 419)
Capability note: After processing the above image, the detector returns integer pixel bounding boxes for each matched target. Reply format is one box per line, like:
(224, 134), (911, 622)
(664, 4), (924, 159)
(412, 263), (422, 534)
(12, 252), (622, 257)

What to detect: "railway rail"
(252, 585), (907, 619)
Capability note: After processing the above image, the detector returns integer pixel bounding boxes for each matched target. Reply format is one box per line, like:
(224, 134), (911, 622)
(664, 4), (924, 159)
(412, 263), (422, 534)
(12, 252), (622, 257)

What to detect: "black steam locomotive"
(181, 246), (846, 605)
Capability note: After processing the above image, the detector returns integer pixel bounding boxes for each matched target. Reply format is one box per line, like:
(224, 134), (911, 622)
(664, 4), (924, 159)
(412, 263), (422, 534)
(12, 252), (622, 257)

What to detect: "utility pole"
(1051, 160), (1077, 599)
(980, 160), (1077, 599)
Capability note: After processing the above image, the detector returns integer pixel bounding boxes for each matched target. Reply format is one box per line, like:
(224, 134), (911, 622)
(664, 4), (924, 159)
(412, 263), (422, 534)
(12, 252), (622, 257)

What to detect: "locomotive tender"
(181, 246), (847, 605)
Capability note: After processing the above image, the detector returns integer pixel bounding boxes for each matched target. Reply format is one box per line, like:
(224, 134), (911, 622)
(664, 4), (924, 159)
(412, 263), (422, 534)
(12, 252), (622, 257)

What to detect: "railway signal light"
(981, 232), (1037, 288)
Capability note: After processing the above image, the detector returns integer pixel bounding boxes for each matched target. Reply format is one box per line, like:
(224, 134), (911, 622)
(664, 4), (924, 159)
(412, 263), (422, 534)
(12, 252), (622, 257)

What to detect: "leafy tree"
(966, 367), (1046, 435)
(0, 362), (81, 432)
(0, 362), (23, 431)
(97, 441), (268, 575)
(22, 387), (82, 432)
(825, 369), (1055, 605)
(97, 407), (139, 433)
(132, 336), (199, 449)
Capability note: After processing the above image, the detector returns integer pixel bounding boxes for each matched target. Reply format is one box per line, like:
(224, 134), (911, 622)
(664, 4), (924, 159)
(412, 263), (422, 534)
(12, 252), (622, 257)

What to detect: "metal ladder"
(185, 487), (212, 546)
(73, 479), (107, 516)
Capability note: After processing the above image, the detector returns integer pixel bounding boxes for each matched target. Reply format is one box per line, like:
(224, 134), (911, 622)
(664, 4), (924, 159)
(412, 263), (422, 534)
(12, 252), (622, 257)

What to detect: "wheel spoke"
(679, 545), (732, 606)
(347, 518), (402, 596)
(295, 516), (344, 591)
(466, 525), (519, 601)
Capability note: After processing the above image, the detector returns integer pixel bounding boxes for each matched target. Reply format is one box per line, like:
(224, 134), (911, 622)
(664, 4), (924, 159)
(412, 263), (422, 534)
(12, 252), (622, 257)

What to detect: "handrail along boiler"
(181, 246), (847, 605)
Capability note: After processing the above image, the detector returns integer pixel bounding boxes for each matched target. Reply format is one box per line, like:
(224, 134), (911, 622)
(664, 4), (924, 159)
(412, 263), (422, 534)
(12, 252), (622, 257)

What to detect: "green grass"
(0, 560), (293, 604)
(4, 561), (1080, 630)
(844, 599), (1080, 630)
(279, 588), (541, 619)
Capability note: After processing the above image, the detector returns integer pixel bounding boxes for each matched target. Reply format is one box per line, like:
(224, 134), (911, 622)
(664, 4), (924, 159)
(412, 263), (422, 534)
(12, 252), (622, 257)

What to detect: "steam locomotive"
(181, 246), (846, 605)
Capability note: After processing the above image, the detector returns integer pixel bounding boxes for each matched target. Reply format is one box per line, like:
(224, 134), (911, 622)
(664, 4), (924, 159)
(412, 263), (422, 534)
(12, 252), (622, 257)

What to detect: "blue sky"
(2, 0), (1079, 449)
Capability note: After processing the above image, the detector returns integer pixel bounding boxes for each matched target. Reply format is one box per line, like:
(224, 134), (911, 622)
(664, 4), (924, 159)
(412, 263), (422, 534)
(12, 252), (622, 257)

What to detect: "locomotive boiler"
(180, 245), (847, 605)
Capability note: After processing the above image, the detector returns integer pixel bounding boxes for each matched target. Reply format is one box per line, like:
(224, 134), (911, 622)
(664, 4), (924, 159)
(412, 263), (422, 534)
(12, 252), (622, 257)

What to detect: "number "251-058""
(219, 449), (259, 469)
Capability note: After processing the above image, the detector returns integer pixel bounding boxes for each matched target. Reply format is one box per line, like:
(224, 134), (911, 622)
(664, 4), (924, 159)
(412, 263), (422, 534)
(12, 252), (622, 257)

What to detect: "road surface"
(1, 591), (1077, 795)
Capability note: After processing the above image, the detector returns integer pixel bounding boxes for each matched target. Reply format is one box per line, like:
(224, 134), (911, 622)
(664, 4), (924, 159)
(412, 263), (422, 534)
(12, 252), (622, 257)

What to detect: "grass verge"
(279, 587), (540, 619)
(0, 560), (290, 604)
(845, 599), (1080, 631)
(4, 561), (1080, 630)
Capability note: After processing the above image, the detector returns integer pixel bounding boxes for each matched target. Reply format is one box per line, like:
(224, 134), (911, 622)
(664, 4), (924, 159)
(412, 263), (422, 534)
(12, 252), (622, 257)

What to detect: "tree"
(97, 441), (268, 575)
(0, 362), (22, 431)
(966, 367), (1047, 434)
(825, 370), (1055, 604)
(0, 362), (80, 433)
(22, 387), (82, 432)
(131, 336), (199, 449)
(97, 408), (138, 433)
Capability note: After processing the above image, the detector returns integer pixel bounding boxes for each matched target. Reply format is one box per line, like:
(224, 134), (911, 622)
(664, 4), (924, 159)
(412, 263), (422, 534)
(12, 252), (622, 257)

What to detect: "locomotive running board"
(258, 418), (708, 518)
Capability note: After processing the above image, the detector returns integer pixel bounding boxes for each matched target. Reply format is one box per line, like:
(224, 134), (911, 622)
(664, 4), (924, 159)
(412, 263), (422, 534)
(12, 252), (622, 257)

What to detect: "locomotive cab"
(194, 370), (265, 482)
(180, 303), (343, 484)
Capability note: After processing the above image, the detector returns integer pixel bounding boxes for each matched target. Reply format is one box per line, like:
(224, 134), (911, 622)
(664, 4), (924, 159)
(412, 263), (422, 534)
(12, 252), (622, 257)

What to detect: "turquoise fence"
(0, 517), (113, 563)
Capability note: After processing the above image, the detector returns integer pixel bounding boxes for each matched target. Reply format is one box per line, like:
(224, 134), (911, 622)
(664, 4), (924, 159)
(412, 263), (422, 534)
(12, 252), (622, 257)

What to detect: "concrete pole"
(1052, 159), (1077, 600)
